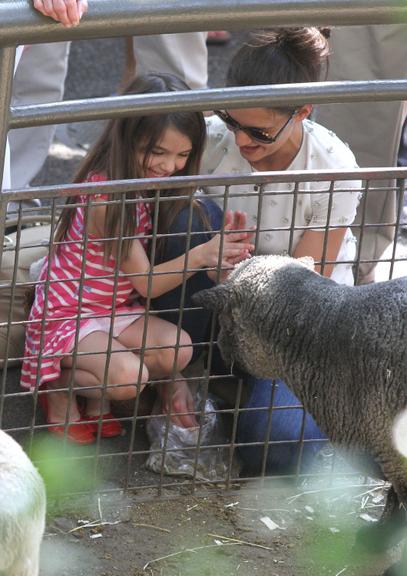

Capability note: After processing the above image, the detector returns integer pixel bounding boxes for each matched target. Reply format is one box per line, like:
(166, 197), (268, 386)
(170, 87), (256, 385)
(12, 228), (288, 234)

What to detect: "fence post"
(0, 46), (17, 264)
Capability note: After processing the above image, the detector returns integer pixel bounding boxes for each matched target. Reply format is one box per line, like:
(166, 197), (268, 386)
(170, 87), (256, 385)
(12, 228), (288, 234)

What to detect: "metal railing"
(2, 1), (407, 184)
(1, 1), (407, 497)
(1, 1), (407, 46)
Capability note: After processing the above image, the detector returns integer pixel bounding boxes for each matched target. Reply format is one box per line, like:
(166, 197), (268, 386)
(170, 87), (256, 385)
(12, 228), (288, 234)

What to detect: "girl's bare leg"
(118, 315), (193, 378)
(118, 315), (197, 426)
(44, 368), (100, 422)
(45, 330), (149, 423)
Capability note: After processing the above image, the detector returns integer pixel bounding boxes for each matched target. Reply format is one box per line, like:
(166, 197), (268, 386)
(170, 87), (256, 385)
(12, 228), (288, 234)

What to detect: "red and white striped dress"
(21, 174), (152, 390)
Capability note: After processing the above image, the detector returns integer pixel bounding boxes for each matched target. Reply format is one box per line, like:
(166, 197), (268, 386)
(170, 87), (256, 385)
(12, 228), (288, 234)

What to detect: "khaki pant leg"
(316, 25), (407, 282)
(8, 42), (71, 189)
(132, 33), (208, 90)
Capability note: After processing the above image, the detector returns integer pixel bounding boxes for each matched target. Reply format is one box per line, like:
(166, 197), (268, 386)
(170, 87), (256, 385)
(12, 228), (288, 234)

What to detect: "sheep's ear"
(192, 284), (233, 313)
(297, 256), (314, 270)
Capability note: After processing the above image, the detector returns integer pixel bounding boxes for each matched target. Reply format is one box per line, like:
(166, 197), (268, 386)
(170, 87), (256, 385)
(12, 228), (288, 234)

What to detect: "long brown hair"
(54, 73), (207, 262)
(226, 27), (330, 114)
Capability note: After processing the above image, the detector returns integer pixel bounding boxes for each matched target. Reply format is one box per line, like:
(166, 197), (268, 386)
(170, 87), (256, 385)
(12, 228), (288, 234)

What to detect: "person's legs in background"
(8, 42), (71, 191)
(7, 42), (71, 223)
(398, 117), (407, 232)
(1, 47), (24, 193)
(315, 25), (407, 284)
(132, 33), (208, 90)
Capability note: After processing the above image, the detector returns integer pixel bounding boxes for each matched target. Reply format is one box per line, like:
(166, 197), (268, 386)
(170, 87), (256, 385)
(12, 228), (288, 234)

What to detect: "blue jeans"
(237, 376), (326, 474)
(152, 198), (223, 362)
(152, 199), (326, 473)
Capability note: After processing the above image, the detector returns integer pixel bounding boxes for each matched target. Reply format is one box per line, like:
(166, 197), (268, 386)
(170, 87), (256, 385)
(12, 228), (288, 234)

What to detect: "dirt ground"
(40, 474), (401, 576)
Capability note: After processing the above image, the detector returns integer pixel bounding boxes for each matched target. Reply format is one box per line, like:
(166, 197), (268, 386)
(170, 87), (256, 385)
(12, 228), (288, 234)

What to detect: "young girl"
(21, 73), (254, 445)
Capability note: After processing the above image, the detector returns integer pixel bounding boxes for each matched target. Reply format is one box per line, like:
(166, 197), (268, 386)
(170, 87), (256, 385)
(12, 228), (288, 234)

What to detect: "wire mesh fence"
(1, 168), (406, 498)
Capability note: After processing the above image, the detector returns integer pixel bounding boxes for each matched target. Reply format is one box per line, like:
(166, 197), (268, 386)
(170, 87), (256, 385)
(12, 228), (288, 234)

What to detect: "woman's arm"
(295, 176), (361, 277)
(293, 228), (346, 277)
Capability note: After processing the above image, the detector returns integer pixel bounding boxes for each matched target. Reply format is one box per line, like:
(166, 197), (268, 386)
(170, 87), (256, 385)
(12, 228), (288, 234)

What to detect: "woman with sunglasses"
(200, 27), (362, 475)
(203, 28), (361, 285)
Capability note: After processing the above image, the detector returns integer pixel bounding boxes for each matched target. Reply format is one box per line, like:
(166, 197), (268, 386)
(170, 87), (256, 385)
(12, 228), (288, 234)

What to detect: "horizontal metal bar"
(1, 0), (406, 47)
(9, 80), (407, 129)
(1, 167), (406, 203)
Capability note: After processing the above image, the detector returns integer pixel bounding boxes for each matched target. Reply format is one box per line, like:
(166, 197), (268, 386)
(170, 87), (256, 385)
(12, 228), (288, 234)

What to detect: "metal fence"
(1, 1), (407, 498)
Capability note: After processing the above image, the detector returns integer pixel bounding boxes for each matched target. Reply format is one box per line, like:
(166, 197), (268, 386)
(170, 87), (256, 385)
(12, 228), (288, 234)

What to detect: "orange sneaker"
(46, 421), (96, 445)
(38, 394), (95, 445)
(84, 413), (123, 438)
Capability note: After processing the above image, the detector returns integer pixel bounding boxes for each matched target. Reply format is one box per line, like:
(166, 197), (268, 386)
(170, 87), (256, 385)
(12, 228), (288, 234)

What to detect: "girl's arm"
(293, 228), (346, 277)
(121, 226), (254, 298)
(89, 201), (254, 297)
(158, 379), (197, 428)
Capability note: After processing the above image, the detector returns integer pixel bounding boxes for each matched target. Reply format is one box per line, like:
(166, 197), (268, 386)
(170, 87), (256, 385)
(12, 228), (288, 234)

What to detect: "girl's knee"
(162, 330), (192, 372)
(108, 357), (149, 401)
(177, 330), (193, 369)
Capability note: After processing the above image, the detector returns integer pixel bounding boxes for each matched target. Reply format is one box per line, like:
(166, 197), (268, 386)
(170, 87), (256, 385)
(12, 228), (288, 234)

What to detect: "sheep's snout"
(192, 284), (233, 314)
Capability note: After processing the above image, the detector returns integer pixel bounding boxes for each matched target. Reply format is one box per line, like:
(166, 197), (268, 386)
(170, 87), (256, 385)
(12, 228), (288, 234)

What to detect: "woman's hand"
(158, 378), (198, 428)
(293, 228), (347, 278)
(33, 0), (88, 27)
(224, 209), (256, 266)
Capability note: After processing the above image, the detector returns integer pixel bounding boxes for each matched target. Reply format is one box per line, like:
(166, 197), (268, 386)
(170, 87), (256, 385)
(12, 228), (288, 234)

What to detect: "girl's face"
(222, 107), (306, 171)
(138, 127), (193, 178)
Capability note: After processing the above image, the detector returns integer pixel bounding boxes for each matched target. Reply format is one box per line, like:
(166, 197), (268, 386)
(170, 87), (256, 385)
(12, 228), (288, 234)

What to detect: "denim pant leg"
(237, 376), (326, 474)
(152, 198), (223, 362)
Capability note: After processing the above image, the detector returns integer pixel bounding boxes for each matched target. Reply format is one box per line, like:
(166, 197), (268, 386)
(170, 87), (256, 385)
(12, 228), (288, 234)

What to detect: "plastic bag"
(145, 395), (230, 481)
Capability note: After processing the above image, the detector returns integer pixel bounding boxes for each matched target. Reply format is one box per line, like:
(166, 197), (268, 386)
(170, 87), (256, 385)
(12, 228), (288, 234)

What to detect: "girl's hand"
(198, 212), (254, 268)
(205, 210), (255, 282)
(159, 378), (198, 428)
(33, 0), (88, 27)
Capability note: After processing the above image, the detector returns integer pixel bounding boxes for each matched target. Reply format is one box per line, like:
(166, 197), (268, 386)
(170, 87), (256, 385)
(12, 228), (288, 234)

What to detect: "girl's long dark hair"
(227, 27), (330, 114)
(54, 73), (207, 262)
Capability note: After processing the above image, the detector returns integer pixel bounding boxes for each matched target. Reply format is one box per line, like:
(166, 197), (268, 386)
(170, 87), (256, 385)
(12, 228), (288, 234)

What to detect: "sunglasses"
(214, 109), (297, 144)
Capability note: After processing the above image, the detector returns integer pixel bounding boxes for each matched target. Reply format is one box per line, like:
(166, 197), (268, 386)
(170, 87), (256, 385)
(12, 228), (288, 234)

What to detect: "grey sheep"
(0, 430), (46, 576)
(193, 254), (407, 575)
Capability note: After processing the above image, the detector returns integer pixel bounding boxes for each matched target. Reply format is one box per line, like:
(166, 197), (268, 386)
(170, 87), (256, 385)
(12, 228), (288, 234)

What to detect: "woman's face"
(138, 126), (193, 178)
(222, 107), (304, 170)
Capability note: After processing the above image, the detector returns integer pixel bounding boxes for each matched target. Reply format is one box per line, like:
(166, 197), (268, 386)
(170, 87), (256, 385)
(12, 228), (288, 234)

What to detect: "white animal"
(0, 430), (46, 576)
